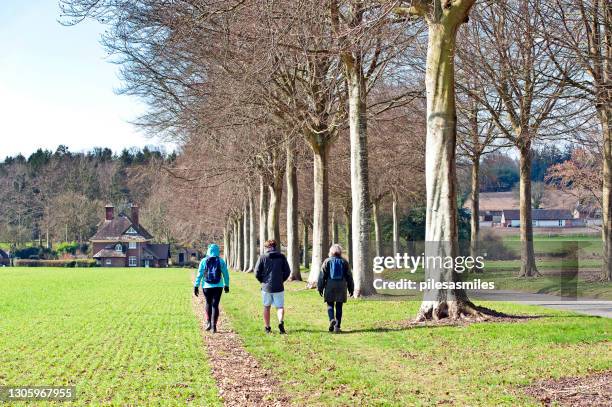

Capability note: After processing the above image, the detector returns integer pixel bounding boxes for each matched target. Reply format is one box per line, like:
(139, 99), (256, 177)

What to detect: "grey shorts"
(261, 290), (285, 308)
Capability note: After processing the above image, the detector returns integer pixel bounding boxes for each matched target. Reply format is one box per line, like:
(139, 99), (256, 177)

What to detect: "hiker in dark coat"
(318, 244), (354, 333)
(255, 239), (291, 334)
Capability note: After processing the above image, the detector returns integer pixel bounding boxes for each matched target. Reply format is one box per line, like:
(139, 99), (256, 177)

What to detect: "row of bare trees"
(61, 0), (611, 320)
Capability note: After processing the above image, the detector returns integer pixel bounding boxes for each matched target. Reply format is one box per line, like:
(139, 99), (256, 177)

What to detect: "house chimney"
(105, 205), (114, 221)
(131, 204), (139, 226)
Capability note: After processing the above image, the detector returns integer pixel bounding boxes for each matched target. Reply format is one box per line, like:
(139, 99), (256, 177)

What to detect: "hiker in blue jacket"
(318, 244), (354, 333)
(194, 243), (229, 333)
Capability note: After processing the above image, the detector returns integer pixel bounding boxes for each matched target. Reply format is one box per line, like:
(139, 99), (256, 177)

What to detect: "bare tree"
(458, 0), (581, 277)
(455, 88), (505, 261)
(542, 0), (611, 280)
(398, 0), (495, 320)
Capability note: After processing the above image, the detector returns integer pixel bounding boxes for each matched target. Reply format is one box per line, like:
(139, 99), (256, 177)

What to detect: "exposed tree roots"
(519, 263), (541, 278)
(416, 300), (508, 322)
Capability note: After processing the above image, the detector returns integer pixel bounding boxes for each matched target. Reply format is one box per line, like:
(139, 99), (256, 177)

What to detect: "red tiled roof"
(90, 214), (153, 241)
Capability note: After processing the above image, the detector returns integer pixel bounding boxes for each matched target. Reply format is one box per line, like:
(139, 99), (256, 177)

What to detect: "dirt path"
(192, 294), (290, 407)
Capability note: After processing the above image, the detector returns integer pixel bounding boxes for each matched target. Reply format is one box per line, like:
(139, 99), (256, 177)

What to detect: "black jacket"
(255, 249), (291, 293)
(317, 256), (354, 303)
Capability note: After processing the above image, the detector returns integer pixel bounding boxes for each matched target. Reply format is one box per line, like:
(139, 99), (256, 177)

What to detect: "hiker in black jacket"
(255, 240), (291, 334)
(318, 244), (354, 333)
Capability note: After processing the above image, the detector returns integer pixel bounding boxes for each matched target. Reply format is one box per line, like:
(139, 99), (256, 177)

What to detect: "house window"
(129, 241), (137, 249)
(126, 227), (137, 234)
(559, 220), (563, 226)
(129, 256), (137, 267)
(105, 259), (112, 266)
(115, 244), (122, 252)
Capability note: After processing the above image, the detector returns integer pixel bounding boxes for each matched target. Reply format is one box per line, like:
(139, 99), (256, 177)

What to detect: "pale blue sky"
(0, 0), (174, 158)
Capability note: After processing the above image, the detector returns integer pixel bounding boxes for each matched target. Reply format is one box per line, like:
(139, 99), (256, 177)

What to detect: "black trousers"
(327, 301), (343, 327)
(203, 287), (223, 326)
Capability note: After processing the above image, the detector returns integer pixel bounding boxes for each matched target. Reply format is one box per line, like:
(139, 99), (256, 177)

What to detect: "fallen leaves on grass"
(524, 370), (612, 407)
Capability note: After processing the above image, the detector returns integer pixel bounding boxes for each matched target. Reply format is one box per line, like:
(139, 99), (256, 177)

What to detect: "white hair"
(328, 244), (343, 257)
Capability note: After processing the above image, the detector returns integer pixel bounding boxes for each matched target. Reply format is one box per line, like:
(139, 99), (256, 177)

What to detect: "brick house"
(91, 204), (169, 267)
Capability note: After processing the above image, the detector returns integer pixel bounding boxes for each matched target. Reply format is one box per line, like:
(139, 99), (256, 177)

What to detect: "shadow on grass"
(289, 315), (557, 335)
(289, 325), (442, 334)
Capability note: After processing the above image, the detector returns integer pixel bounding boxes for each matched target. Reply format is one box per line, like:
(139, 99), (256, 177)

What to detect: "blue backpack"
(329, 257), (344, 280)
(204, 257), (222, 284)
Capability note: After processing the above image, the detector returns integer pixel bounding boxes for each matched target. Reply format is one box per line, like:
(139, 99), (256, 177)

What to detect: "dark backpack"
(204, 257), (222, 284)
(329, 257), (344, 280)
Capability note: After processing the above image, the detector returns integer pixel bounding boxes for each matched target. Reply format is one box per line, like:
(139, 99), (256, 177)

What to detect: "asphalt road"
(470, 290), (612, 318)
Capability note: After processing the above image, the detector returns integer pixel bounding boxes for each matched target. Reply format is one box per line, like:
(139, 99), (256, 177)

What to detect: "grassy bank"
(0, 267), (220, 406)
(221, 272), (611, 406)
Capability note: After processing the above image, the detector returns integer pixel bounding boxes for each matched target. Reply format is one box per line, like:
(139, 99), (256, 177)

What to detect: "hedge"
(14, 259), (98, 268)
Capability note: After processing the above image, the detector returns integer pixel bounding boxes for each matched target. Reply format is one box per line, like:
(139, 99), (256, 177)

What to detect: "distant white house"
(573, 206), (603, 227)
(500, 209), (579, 228)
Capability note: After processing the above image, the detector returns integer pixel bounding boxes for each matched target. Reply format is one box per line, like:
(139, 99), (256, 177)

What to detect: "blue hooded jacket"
(194, 244), (230, 289)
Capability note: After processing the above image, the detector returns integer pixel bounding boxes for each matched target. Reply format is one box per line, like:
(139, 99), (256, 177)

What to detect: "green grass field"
(503, 233), (601, 242)
(1, 267), (610, 406)
(0, 267), (221, 406)
(222, 272), (611, 406)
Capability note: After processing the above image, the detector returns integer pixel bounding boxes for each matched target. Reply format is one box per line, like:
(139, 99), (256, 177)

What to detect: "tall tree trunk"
(330, 212), (338, 244)
(347, 67), (375, 296)
(243, 202), (249, 272)
(223, 226), (229, 261)
(470, 157), (481, 267)
(600, 107), (612, 281)
(307, 144), (330, 287)
(302, 219), (310, 269)
(267, 178), (283, 246)
(373, 201), (382, 258)
(344, 207), (353, 265)
(392, 190), (399, 256)
(232, 218), (238, 269)
(518, 145), (539, 277)
(248, 188), (256, 272)
(259, 175), (269, 254)
(228, 221), (232, 268)
(286, 144), (301, 280)
(334, 218), (339, 245)
(417, 16), (480, 321)
(237, 215), (243, 271)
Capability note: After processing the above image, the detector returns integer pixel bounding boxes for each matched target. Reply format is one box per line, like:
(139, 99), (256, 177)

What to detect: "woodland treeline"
(0, 146), (174, 248)
(0, 143), (577, 249)
(55, 0), (611, 320)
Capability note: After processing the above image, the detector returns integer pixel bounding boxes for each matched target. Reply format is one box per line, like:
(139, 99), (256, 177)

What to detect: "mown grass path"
(0, 267), (221, 406)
